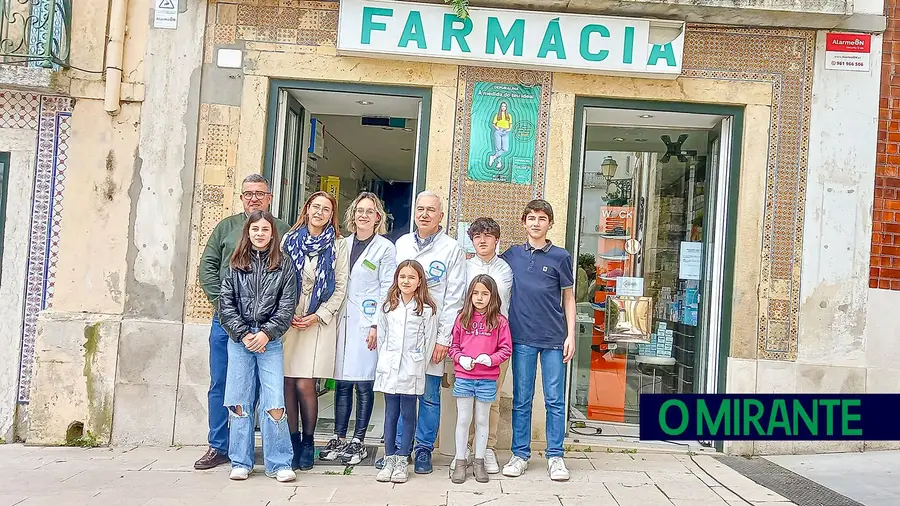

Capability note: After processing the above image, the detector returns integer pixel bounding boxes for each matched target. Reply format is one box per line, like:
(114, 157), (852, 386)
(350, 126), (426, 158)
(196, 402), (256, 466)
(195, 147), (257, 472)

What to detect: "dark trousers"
(383, 393), (417, 457)
(334, 380), (375, 441)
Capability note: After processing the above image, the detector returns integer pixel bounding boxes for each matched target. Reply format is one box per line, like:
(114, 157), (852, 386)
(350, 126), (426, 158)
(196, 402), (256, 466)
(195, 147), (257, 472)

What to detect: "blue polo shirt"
(501, 241), (574, 349)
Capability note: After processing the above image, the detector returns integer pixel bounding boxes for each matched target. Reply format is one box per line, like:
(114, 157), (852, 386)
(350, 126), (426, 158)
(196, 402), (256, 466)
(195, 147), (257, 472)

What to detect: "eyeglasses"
(355, 208), (377, 216)
(241, 191), (270, 201)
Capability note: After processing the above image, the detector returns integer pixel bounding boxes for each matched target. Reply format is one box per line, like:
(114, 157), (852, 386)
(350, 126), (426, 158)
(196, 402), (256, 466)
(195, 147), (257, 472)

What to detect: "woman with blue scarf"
(281, 191), (349, 471)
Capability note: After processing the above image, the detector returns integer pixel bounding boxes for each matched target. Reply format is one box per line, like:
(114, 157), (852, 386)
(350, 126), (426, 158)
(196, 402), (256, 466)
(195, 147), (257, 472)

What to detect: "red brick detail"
(873, 2), (900, 288)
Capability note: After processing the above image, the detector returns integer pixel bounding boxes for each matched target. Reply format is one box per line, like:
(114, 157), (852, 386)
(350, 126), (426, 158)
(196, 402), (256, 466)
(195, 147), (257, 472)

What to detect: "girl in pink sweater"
(449, 274), (512, 484)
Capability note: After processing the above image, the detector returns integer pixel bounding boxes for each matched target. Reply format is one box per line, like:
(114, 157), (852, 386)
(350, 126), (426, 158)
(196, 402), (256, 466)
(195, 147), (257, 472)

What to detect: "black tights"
(284, 377), (318, 437)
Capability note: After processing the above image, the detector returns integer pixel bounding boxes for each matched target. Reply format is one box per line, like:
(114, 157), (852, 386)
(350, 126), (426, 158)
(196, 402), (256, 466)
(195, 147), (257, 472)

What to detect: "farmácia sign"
(337, 0), (685, 78)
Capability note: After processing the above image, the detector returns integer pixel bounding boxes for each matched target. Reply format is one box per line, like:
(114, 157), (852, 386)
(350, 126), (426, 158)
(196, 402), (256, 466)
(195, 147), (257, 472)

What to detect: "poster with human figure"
(466, 81), (539, 185)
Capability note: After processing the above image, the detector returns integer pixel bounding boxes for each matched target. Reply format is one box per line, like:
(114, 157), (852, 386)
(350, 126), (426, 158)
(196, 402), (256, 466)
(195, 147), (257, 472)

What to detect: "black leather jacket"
(218, 250), (297, 343)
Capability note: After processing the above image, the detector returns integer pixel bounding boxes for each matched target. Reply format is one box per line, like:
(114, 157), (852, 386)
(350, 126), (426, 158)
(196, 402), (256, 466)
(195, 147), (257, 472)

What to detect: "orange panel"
(587, 348), (627, 422)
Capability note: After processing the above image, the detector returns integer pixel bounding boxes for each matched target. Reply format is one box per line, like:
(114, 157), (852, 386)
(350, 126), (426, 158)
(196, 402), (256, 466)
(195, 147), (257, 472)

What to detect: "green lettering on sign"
(579, 24), (609, 62)
(698, 399), (729, 436)
(743, 399), (765, 435)
(793, 399), (818, 436)
(361, 6), (392, 45)
(659, 399), (689, 435)
(398, 11), (426, 49)
(442, 14), (472, 52)
(485, 17), (524, 56)
(842, 399), (862, 436)
(623, 26), (635, 64)
(537, 19), (566, 60)
(648, 43), (677, 67)
(820, 399), (840, 435)
(767, 399), (792, 436)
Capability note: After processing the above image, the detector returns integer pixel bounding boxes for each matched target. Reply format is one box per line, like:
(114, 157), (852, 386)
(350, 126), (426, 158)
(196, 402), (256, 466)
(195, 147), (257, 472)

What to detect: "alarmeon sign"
(336, 0), (685, 78)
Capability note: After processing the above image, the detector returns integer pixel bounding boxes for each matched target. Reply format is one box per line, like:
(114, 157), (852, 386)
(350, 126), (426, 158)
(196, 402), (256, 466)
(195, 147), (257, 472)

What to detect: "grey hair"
(242, 173), (270, 191)
(415, 190), (442, 212)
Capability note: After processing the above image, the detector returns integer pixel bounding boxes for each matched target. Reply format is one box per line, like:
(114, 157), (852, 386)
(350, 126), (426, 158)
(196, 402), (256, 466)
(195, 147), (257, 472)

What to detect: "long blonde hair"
(344, 192), (388, 236)
(383, 260), (436, 316)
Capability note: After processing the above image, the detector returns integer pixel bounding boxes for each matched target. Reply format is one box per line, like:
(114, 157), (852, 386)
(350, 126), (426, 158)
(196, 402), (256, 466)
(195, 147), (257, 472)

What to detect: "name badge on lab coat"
(362, 259), (377, 271)
(362, 299), (377, 316)
(426, 260), (447, 286)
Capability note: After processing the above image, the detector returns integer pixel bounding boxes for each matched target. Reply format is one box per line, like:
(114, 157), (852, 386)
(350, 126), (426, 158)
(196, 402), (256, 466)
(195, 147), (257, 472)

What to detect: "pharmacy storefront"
(189, 0), (815, 452)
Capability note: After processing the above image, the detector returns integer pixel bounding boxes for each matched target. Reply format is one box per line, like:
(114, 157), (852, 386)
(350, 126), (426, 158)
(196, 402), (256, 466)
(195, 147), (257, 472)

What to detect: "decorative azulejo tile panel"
(0, 91), (40, 130)
(17, 94), (73, 403)
(681, 25), (816, 361)
(448, 67), (553, 253)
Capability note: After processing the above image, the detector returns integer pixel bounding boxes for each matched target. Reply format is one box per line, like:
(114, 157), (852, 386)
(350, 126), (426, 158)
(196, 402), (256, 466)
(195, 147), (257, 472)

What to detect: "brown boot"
(473, 458), (489, 483)
(451, 459), (467, 484)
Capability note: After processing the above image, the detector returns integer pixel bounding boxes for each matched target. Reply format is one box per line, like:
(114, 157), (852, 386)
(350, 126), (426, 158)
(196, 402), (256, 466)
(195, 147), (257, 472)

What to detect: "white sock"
(455, 397), (474, 461)
(473, 400), (490, 459)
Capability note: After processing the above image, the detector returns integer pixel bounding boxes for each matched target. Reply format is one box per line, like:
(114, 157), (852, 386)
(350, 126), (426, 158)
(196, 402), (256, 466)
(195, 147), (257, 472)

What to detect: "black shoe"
(319, 436), (345, 461)
(413, 448), (433, 474)
(290, 433), (303, 470)
(298, 437), (315, 470)
(194, 447), (229, 470)
(339, 439), (368, 465)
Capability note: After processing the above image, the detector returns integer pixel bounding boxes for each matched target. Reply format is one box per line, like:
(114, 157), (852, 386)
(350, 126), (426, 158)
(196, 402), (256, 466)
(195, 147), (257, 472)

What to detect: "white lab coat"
(466, 255), (514, 318)
(395, 231), (467, 377)
(334, 234), (397, 381)
(373, 300), (438, 395)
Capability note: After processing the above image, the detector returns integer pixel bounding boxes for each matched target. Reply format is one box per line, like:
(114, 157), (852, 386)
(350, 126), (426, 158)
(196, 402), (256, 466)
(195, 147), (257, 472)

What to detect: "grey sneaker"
(319, 435), (345, 461)
(391, 455), (410, 483)
(376, 455), (396, 482)
(339, 439), (368, 465)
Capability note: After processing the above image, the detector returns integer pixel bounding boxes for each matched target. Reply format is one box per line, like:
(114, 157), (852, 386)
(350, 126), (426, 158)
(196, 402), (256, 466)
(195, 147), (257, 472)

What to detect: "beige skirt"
(282, 323), (337, 379)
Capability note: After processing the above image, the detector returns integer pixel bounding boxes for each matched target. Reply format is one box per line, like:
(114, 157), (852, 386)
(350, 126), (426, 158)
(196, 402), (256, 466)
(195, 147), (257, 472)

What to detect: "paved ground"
(0, 444), (797, 506)
(766, 451), (900, 506)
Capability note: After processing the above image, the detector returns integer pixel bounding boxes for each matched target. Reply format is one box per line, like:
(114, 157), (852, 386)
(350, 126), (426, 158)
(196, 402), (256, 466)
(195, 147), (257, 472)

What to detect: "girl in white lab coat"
(321, 192), (397, 466)
(374, 260), (438, 484)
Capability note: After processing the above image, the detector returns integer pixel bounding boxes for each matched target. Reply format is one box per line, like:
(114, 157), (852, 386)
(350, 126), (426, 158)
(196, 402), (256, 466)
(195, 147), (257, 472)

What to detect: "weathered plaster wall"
(726, 30), (888, 456)
(0, 126), (38, 440)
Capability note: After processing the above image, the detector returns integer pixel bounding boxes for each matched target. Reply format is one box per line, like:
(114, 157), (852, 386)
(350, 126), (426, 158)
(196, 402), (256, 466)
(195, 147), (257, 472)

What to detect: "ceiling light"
(638, 114), (653, 118)
(635, 138), (648, 142)
(357, 100), (373, 105)
(403, 128), (413, 132)
(400, 147), (412, 152)
(613, 137), (625, 142)
(382, 127), (392, 130)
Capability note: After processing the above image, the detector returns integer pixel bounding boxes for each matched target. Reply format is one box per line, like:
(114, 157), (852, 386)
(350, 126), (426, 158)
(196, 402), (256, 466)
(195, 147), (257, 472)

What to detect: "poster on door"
(467, 82), (539, 185)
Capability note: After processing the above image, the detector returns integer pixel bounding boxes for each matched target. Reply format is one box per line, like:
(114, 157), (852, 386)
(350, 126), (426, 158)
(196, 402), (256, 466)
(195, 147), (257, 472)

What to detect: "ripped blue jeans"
(224, 336), (292, 474)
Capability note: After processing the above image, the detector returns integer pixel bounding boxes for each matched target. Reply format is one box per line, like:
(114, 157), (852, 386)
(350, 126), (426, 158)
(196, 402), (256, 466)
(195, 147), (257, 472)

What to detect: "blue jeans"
(207, 314), (229, 453)
(384, 394), (417, 457)
(224, 338), (293, 474)
(492, 127), (510, 156)
(511, 344), (566, 459)
(453, 377), (498, 403)
(334, 380), (375, 441)
(412, 373), (442, 454)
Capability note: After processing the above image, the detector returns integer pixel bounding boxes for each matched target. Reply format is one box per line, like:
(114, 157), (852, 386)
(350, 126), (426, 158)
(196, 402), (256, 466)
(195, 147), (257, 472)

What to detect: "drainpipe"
(105, 0), (128, 115)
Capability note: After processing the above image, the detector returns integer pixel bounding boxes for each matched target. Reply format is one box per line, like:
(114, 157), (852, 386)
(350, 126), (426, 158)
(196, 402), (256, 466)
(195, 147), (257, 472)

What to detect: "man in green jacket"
(194, 173), (292, 470)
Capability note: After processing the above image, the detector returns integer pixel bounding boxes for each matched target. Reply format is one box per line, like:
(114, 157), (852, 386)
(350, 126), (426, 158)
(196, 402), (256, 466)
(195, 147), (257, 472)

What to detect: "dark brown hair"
(460, 274), (502, 331)
(521, 199), (554, 224)
(383, 260), (436, 316)
(291, 191), (342, 237)
(467, 217), (501, 239)
(230, 210), (283, 272)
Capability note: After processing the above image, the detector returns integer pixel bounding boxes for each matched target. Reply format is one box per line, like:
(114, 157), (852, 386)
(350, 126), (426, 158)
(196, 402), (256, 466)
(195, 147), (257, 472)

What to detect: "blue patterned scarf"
(284, 224), (336, 316)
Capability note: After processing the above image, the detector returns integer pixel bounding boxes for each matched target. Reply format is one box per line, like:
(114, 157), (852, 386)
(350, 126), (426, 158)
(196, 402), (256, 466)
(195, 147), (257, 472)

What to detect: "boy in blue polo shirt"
(499, 199), (576, 482)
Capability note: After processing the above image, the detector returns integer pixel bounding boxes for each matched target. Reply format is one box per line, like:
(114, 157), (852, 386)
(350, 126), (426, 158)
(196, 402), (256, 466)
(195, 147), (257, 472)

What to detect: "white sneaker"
(376, 455), (396, 482)
(502, 455), (528, 477)
(275, 468), (296, 482)
(547, 457), (570, 481)
(450, 446), (472, 471)
(484, 448), (500, 474)
(391, 455), (409, 483)
(229, 467), (250, 480)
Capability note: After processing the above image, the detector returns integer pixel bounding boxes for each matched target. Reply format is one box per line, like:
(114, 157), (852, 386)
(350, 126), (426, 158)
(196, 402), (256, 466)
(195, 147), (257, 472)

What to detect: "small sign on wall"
(154, 0), (177, 29)
(824, 32), (871, 72)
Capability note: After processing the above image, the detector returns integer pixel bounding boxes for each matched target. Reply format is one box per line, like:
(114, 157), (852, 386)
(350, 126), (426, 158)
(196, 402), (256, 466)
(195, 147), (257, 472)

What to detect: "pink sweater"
(449, 312), (513, 380)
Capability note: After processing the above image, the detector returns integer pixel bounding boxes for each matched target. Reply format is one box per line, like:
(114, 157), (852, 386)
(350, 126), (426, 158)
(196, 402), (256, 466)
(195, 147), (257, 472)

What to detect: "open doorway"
(267, 83), (430, 449)
(566, 104), (740, 452)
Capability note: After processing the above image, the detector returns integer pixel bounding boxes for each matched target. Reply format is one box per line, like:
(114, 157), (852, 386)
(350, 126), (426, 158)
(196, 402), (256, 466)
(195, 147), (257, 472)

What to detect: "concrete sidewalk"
(766, 451), (900, 506)
(0, 444), (795, 506)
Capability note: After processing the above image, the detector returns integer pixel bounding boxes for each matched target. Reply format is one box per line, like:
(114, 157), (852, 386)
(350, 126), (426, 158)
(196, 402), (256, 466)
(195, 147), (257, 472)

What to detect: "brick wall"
(873, 3), (900, 290)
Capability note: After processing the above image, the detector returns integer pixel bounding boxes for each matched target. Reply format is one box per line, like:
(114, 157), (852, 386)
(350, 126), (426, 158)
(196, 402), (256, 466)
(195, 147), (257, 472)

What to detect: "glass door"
(568, 109), (732, 434)
(272, 89), (306, 224)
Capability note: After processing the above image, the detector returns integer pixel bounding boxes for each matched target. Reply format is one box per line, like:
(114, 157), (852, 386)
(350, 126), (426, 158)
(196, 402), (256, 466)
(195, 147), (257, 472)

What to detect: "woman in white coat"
(281, 191), (349, 471)
(319, 192), (397, 466)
